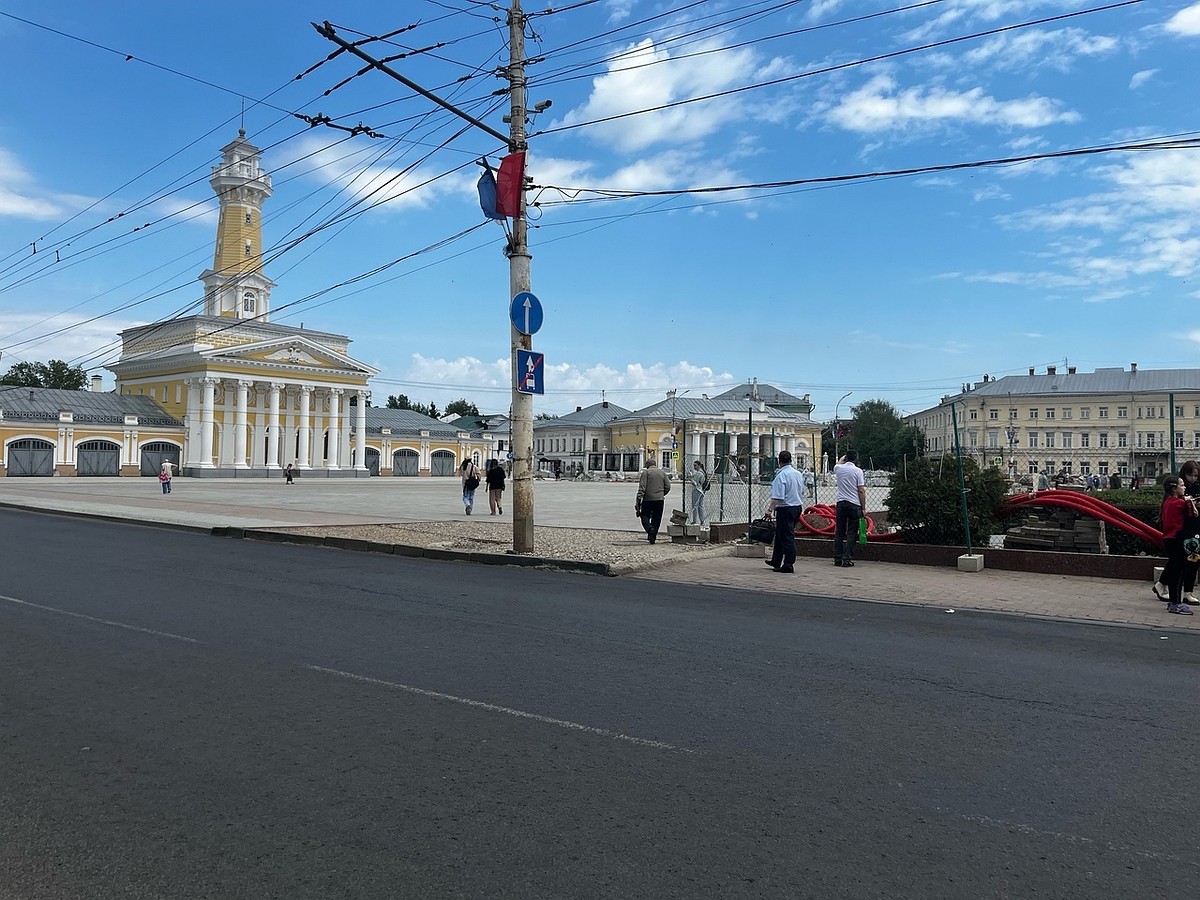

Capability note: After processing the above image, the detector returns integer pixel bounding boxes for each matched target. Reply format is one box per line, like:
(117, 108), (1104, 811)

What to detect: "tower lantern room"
(199, 129), (276, 321)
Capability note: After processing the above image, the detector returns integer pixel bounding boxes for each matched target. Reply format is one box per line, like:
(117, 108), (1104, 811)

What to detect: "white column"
(199, 377), (217, 468)
(234, 380), (250, 468)
(310, 391), (325, 469)
(266, 382), (282, 469)
(353, 390), (367, 470)
(689, 430), (701, 459)
(184, 379), (202, 466)
(298, 385), (312, 469)
(327, 389), (342, 469)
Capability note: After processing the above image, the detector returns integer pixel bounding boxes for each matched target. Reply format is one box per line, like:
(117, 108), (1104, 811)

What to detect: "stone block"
(957, 553), (985, 573)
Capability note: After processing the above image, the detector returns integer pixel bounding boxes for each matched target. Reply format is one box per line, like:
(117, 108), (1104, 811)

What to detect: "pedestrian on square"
(1158, 475), (1196, 615)
(635, 457), (671, 544)
(284, 463), (295, 485)
(486, 459), (506, 515)
(764, 450), (805, 573)
(833, 450), (867, 567)
(158, 461), (177, 494)
(1155, 460), (1200, 605)
(460, 458), (481, 515)
(689, 460), (708, 525)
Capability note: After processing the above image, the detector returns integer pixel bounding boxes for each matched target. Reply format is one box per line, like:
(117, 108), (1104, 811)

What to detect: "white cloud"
(957, 28), (1118, 72)
(605, 0), (635, 24)
(980, 149), (1200, 290)
(0, 147), (93, 220)
(1165, 2), (1200, 35)
(0, 312), (144, 370)
(283, 135), (471, 211)
(556, 38), (757, 152)
(1129, 69), (1158, 89)
(823, 74), (1080, 133)
(400, 353), (735, 415)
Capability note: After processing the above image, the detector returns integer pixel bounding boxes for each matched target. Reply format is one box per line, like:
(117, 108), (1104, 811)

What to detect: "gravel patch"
(274, 520), (734, 573)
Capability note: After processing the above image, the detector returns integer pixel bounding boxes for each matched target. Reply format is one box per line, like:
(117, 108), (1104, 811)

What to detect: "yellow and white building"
(1, 131), (496, 477)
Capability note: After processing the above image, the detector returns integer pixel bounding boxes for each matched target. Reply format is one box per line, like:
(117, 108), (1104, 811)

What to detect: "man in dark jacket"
(635, 458), (672, 544)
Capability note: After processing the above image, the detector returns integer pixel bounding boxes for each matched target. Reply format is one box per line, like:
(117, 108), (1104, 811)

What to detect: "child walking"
(1160, 476), (1195, 615)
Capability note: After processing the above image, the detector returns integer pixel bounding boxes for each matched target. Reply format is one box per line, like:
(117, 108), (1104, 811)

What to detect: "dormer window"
(243, 290), (256, 313)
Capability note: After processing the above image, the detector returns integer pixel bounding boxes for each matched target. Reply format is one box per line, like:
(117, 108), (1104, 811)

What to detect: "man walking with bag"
(765, 450), (806, 573)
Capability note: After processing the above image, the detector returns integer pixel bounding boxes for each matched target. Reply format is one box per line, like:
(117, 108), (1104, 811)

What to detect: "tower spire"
(198, 131), (276, 320)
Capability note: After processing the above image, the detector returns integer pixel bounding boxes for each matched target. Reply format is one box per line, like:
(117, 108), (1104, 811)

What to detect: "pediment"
(201, 336), (379, 375)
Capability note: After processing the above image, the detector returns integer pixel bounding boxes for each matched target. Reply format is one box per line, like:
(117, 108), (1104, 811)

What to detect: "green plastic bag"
(857, 517), (868, 544)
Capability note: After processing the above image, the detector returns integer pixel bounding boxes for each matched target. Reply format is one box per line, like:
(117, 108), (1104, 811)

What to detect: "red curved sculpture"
(791, 490), (1162, 548)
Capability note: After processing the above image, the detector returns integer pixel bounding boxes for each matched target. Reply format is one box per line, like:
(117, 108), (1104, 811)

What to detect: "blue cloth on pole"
(476, 169), (504, 221)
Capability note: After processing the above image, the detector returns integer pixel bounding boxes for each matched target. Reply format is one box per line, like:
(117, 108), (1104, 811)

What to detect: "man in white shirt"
(833, 450), (867, 567)
(765, 450), (806, 573)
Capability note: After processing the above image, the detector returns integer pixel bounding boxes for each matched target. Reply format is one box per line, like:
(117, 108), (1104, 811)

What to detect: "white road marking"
(0, 594), (202, 644)
(308, 665), (690, 753)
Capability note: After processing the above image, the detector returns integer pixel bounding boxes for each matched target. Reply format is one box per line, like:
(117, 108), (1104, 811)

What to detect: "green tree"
(841, 399), (925, 470)
(384, 394), (439, 418)
(386, 394), (411, 410)
(0, 359), (89, 390)
(885, 456), (1009, 546)
(444, 398), (480, 417)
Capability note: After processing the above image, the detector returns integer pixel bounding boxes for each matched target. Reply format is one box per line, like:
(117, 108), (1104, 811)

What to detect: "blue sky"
(0, 0), (1196, 419)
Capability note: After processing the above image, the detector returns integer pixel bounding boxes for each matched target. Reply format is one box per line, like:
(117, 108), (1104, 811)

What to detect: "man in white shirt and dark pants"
(765, 450), (806, 573)
(833, 449), (867, 567)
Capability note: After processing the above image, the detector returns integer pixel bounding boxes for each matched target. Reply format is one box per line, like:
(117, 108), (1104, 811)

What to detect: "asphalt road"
(2, 508), (1197, 899)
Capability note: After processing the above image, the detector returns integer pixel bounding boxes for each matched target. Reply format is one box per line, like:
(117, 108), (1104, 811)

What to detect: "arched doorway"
(392, 448), (419, 476)
(364, 447), (380, 476)
(430, 449), (455, 476)
(140, 441), (181, 476)
(76, 440), (120, 476)
(6, 438), (55, 476)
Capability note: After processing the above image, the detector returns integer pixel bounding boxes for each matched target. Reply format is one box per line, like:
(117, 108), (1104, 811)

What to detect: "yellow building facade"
(2, 132), (495, 478)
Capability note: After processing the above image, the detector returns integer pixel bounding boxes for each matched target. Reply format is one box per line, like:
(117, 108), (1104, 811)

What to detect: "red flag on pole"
(495, 151), (525, 218)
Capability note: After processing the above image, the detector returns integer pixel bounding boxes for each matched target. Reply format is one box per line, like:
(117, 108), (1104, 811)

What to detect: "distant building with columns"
(0, 131), (495, 479)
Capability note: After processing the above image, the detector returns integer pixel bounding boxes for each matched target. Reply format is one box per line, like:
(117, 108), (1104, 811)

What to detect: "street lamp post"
(834, 391), (852, 463)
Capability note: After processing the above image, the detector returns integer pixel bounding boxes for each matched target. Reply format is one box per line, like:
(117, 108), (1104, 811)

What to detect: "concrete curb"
(224, 526), (617, 576)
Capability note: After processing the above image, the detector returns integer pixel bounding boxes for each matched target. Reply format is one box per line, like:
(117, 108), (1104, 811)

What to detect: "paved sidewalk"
(637, 551), (1200, 632)
(1, 476), (1195, 633)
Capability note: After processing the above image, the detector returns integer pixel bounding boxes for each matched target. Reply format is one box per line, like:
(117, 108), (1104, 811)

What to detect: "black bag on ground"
(748, 516), (775, 544)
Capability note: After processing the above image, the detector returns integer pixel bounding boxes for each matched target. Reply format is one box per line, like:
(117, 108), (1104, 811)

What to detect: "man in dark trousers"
(635, 457), (672, 544)
(765, 450), (806, 573)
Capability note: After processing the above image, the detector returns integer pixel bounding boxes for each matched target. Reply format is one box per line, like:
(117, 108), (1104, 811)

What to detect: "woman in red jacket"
(1159, 476), (1196, 615)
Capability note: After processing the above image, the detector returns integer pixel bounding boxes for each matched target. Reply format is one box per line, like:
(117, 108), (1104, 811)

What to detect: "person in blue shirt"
(764, 450), (806, 573)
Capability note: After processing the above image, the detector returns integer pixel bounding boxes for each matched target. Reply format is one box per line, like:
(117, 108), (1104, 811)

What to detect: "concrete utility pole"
(314, 4), (537, 552)
(507, 0), (535, 553)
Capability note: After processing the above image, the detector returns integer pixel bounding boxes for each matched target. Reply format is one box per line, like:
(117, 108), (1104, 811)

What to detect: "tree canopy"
(385, 394), (440, 419)
(841, 398), (925, 470)
(444, 398), (479, 417)
(0, 359), (90, 390)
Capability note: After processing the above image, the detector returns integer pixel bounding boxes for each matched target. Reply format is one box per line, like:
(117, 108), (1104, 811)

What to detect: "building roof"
(0, 387), (181, 426)
(365, 407), (483, 437)
(447, 413), (510, 432)
(957, 366), (1200, 400)
(534, 401), (631, 430)
(612, 394), (808, 423)
(711, 380), (808, 408)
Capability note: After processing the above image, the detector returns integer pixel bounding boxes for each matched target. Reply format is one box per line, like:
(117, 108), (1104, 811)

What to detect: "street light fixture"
(834, 391), (852, 463)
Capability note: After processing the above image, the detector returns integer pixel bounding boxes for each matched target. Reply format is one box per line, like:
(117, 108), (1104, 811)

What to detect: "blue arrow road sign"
(516, 349), (545, 395)
(510, 291), (543, 336)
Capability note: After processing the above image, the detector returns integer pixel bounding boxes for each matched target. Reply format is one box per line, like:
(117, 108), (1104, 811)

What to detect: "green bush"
(886, 456), (1009, 546)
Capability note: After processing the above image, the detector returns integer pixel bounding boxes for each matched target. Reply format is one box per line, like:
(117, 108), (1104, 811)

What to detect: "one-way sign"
(516, 349), (544, 395)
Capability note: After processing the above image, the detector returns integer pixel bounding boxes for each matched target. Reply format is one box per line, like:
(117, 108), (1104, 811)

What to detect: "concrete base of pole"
(957, 553), (985, 572)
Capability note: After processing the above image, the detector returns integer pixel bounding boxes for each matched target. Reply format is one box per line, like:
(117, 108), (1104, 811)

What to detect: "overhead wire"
(532, 0), (1146, 139)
